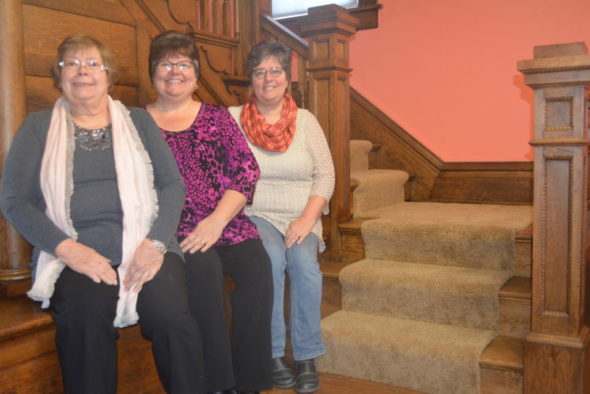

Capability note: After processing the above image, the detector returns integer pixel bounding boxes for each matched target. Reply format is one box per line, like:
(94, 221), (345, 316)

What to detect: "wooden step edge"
(480, 335), (524, 372)
(338, 218), (366, 231)
(500, 276), (531, 301)
(0, 296), (53, 340)
(320, 260), (357, 280)
(515, 224), (532, 241)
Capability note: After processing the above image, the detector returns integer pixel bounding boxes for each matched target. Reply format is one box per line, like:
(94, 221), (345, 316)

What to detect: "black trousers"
(184, 238), (273, 392)
(50, 253), (206, 394)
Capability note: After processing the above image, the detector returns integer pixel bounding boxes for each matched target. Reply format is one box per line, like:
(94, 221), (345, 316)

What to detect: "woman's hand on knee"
(180, 216), (224, 253)
(55, 239), (116, 285)
(285, 217), (315, 248)
(124, 239), (164, 292)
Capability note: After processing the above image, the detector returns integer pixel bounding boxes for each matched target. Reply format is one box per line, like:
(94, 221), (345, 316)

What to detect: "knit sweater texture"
(229, 106), (335, 250)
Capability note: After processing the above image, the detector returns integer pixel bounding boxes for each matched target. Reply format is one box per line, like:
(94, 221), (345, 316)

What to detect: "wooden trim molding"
(430, 162), (534, 204)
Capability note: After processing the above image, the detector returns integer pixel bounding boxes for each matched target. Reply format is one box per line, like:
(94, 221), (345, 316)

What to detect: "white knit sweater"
(229, 106), (335, 251)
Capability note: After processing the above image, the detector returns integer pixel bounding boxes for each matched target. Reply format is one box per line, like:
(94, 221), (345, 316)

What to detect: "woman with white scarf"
(0, 35), (206, 394)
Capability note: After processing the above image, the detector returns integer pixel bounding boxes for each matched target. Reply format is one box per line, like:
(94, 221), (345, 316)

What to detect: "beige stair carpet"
(350, 139), (373, 171)
(340, 259), (511, 330)
(319, 310), (496, 394)
(318, 202), (532, 393)
(351, 170), (409, 218)
(362, 202), (532, 270)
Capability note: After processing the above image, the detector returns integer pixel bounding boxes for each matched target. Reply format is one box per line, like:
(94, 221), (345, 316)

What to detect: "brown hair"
(51, 35), (118, 92)
(148, 30), (200, 80)
(247, 40), (291, 82)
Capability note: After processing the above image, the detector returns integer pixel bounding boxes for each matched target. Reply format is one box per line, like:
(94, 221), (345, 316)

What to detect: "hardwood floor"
(261, 373), (421, 394)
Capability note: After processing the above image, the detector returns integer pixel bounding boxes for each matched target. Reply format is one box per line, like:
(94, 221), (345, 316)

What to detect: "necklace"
(74, 123), (113, 151)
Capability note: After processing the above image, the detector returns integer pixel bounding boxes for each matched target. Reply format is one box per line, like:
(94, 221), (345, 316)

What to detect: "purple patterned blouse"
(159, 103), (260, 245)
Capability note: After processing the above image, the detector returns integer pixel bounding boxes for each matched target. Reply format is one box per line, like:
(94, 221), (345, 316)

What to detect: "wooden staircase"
(0, 2), (588, 393)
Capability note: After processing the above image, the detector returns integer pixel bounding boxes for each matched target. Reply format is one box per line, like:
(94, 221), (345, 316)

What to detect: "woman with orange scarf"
(229, 41), (335, 394)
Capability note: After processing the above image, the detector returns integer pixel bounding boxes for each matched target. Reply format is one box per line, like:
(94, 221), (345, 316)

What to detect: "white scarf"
(27, 96), (158, 328)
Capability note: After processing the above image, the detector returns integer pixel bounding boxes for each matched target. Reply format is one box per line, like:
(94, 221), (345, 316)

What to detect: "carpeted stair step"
(351, 169), (409, 218)
(318, 310), (496, 394)
(362, 202), (532, 270)
(350, 139), (373, 171)
(479, 336), (524, 394)
(340, 259), (511, 330)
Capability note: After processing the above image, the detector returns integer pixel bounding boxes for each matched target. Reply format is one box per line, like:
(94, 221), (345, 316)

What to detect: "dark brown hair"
(148, 30), (200, 80)
(247, 40), (291, 82)
(51, 35), (118, 92)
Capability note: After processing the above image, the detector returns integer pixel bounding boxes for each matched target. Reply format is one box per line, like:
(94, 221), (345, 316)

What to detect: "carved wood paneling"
(518, 41), (590, 393)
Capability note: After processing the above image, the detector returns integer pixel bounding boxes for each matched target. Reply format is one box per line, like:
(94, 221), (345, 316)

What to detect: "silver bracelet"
(150, 239), (168, 255)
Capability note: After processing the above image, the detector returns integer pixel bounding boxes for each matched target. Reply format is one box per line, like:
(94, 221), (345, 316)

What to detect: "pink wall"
(349, 0), (590, 162)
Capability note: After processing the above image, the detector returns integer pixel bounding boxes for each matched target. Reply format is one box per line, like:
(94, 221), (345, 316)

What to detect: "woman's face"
(152, 53), (198, 102)
(251, 56), (288, 107)
(60, 47), (109, 105)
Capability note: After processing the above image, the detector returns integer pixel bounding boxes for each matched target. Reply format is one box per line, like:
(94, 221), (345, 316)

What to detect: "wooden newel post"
(299, 5), (358, 260)
(518, 42), (590, 393)
(0, 0), (32, 296)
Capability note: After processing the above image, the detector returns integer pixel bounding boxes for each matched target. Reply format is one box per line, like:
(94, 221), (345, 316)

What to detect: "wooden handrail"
(259, 14), (309, 59)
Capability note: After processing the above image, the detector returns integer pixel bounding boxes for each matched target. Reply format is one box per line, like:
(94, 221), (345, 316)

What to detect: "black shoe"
(295, 359), (319, 393)
(207, 390), (237, 394)
(271, 356), (296, 388)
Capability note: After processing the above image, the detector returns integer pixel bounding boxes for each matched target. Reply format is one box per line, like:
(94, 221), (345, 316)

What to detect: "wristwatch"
(150, 239), (168, 255)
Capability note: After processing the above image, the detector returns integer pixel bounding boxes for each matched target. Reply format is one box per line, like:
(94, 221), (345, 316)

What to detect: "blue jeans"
(250, 216), (325, 361)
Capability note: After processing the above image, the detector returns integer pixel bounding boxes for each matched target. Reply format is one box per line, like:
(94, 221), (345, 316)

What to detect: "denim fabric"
(250, 216), (326, 361)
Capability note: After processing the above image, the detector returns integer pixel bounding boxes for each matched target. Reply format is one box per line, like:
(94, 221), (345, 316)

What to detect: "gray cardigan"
(0, 106), (185, 269)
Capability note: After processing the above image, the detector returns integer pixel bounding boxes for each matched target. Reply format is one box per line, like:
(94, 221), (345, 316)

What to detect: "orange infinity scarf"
(240, 93), (297, 152)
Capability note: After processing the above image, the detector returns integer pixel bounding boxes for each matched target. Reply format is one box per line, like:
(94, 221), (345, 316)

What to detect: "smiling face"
(251, 56), (288, 107)
(152, 53), (198, 103)
(60, 46), (109, 106)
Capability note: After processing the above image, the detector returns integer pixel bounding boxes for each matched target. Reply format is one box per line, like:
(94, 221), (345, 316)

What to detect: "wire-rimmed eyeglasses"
(58, 59), (108, 73)
(251, 67), (284, 80)
(157, 61), (194, 72)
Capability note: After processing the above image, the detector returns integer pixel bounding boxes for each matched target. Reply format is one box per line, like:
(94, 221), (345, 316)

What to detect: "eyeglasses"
(157, 61), (194, 71)
(58, 59), (108, 73)
(251, 67), (284, 80)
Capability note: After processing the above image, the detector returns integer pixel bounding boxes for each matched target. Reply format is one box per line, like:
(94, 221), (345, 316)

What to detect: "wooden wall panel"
(23, 3), (139, 109)
(430, 162), (534, 204)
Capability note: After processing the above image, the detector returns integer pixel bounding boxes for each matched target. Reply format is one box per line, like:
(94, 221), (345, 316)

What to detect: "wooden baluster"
(300, 5), (358, 260)
(194, 0), (202, 31)
(222, 0), (234, 37)
(0, 0), (32, 296)
(518, 42), (590, 393)
(201, 0), (212, 33)
(212, 0), (220, 35)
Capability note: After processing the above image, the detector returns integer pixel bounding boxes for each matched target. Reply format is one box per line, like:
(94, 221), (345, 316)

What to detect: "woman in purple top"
(145, 31), (273, 394)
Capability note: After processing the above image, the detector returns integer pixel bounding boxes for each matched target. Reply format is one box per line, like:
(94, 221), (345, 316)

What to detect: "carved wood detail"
(518, 41), (590, 393)
(300, 4), (359, 261)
